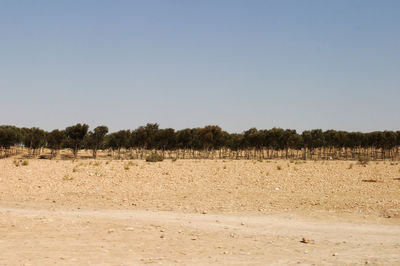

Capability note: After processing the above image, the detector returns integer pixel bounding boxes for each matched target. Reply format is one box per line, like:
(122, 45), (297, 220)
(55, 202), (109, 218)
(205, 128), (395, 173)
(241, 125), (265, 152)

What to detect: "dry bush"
(146, 153), (164, 162)
(357, 155), (369, 166)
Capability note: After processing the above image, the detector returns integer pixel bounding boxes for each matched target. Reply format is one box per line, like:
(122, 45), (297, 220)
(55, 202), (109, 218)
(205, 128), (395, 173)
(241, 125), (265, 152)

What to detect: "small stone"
(202, 210), (207, 214)
(108, 228), (115, 233)
(160, 235), (165, 239)
(191, 236), (197, 240)
(241, 222), (245, 226)
(124, 227), (134, 231)
(333, 253), (338, 256)
(304, 250), (308, 254)
(300, 237), (310, 244)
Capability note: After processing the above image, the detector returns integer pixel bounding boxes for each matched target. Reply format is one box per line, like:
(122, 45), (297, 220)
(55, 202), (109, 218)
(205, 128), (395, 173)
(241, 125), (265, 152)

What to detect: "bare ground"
(1, 158), (400, 265)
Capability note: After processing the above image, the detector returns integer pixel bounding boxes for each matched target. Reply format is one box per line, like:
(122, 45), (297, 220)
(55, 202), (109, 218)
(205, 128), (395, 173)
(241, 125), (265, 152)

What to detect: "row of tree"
(0, 123), (399, 160)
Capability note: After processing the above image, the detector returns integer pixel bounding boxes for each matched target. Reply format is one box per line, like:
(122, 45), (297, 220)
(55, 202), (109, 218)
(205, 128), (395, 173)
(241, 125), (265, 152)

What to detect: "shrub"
(146, 152), (164, 162)
(357, 155), (369, 166)
(21, 160), (29, 166)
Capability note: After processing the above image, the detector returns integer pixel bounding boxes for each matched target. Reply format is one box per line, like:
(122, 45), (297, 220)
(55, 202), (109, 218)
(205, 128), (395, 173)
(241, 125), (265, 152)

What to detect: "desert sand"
(1, 158), (400, 265)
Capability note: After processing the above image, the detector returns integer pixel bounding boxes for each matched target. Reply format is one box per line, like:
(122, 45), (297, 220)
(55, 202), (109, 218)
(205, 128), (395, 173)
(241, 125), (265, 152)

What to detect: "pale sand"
(1, 159), (399, 265)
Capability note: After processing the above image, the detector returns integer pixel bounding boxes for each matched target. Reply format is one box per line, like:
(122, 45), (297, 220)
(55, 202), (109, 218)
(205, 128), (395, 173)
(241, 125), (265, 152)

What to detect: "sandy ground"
(1, 158), (400, 265)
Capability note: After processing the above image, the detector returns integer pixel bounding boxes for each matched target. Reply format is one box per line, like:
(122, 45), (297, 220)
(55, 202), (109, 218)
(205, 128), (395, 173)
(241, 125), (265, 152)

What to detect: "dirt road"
(1, 204), (399, 265)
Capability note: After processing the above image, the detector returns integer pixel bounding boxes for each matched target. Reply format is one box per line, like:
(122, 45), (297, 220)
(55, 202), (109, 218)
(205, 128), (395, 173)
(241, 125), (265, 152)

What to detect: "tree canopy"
(0, 123), (399, 160)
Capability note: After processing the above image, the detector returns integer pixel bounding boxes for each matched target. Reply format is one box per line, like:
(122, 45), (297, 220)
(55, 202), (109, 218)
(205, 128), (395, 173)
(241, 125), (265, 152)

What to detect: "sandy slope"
(1, 158), (400, 265)
(1, 159), (400, 215)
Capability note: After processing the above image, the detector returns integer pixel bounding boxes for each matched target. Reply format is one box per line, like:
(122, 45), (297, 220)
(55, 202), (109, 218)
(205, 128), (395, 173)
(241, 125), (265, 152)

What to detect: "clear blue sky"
(1, 0), (399, 133)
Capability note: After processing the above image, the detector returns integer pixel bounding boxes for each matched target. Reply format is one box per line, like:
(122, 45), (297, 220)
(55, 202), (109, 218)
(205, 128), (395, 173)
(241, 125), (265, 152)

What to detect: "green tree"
(86, 126), (109, 158)
(47, 129), (66, 158)
(65, 123), (89, 159)
(23, 127), (47, 156)
(0, 126), (22, 157)
(107, 130), (130, 159)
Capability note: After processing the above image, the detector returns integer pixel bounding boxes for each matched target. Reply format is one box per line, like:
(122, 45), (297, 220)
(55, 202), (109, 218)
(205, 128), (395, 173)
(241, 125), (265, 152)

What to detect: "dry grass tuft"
(63, 174), (73, 181)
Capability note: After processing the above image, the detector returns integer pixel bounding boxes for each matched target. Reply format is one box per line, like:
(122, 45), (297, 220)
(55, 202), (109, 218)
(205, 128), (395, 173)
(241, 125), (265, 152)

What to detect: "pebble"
(333, 253), (338, 256)
(124, 227), (134, 231)
(300, 237), (310, 244)
(108, 228), (115, 233)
